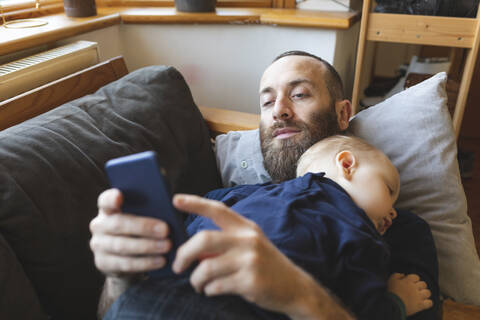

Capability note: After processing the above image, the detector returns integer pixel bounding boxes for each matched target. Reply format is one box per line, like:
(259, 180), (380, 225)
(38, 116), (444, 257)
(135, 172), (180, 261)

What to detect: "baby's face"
(347, 154), (400, 235)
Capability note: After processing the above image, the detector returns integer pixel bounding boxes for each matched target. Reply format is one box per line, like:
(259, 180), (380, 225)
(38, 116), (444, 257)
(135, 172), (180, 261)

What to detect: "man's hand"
(91, 188), (176, 317)
(90, 188), (172, 276)
(388, 273), (433, 316)
(172, 194), (354, 320)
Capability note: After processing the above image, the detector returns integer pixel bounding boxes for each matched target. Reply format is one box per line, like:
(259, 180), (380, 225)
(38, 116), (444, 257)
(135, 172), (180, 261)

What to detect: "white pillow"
(350, 72), (480, 305)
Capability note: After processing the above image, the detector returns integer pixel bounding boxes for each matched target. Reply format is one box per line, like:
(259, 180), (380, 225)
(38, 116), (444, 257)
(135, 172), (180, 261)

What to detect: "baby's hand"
(387, 273), (433, 316)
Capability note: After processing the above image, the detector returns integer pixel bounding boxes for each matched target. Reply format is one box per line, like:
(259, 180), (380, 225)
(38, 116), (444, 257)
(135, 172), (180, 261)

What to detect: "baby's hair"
(296, 135), (382, 177)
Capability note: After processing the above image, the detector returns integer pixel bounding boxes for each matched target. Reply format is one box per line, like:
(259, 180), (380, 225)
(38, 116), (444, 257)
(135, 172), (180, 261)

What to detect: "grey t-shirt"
(215, 129), (271, 187)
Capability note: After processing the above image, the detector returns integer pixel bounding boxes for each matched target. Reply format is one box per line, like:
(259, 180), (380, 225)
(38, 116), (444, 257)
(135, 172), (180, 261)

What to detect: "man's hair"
(273, 50), (345, 103)
(296, 135), (382, 177)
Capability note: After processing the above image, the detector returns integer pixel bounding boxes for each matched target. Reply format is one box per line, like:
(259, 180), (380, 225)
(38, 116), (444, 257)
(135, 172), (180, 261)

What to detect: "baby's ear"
(335, 151), (356, 180)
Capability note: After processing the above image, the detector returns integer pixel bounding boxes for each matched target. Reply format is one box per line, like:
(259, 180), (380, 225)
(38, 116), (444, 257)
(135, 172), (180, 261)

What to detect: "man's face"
(259, 56), (341, 182)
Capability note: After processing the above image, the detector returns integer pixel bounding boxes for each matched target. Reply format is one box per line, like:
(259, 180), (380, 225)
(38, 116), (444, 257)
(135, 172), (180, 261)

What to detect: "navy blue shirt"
(187, 173), (407, 319)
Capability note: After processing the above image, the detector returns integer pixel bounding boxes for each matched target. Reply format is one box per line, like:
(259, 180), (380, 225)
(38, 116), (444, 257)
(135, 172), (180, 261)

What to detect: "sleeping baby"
(187, 134), (433, 320)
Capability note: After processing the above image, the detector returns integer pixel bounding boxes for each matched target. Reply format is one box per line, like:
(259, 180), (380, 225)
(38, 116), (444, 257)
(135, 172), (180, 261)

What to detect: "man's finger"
(189, 249), (240, 293)
(98, 189), (123, 215)
(203, 271), (245, 297)
(90, 234), (171, 255)
(173, 230), (237, 273)
(90, 213), (169, 239)
(94, 252), (166, 274)
(173, 194), (252, 230)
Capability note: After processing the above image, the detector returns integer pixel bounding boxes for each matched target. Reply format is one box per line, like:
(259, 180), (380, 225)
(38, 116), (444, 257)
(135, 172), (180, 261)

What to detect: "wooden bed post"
(351, 0), (372, 115)
(452, 4), (480, 139)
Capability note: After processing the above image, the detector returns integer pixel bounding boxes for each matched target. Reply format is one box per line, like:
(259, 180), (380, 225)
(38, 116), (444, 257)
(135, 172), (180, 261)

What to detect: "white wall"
(333, 22), (360, 100)
(56, 22), (359, 114)
(56, 25), (123, 62)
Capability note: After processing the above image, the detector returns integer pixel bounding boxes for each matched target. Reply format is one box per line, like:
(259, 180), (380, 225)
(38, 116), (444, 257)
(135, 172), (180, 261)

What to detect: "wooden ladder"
(351, 0), (480, 138)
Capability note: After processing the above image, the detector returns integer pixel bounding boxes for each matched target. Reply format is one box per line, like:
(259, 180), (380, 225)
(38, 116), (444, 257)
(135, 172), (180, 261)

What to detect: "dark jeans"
(104, 277), (288, 320)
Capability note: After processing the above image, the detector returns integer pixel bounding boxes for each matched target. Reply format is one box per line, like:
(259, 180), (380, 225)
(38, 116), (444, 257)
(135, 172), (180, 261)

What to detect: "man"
(90, 51), (438, 319)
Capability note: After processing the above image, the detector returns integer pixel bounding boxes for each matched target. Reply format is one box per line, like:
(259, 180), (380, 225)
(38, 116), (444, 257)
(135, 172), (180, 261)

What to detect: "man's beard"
(260, 109), (341, 183)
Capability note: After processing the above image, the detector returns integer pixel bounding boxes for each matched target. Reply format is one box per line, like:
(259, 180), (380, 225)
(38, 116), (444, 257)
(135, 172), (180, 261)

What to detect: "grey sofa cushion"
(0, 233), (47, 319)
(0, 66), (221, 319)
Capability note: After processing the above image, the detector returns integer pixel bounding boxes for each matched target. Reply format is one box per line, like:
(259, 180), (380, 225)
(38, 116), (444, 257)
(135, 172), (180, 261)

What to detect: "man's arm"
(286, 271), (355, 320)
(98, 276), (140, 318)
(172, 194), (355, 320)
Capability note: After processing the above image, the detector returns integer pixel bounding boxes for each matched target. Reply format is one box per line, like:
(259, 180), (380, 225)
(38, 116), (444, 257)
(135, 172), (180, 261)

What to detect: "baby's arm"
(388, 273), (433, 316)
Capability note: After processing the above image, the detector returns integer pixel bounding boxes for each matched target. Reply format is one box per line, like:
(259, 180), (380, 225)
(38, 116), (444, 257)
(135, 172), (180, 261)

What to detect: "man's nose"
(273, 95), (292, 121)
(390, 208), (397, 220)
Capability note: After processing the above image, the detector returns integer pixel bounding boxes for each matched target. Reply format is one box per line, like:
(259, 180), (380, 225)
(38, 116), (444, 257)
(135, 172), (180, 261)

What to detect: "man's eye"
(262, 100), (274, 107)
(292, 93), (307, 99)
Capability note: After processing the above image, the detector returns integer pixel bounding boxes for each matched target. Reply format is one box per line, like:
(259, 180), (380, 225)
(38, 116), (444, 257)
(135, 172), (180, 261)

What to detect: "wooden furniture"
(0, 56), (127, 131)
(0, 56), (259, 133)
(404, 72), (460, 116)
(1, 56), (479, 319)
(352, 0), (480, 138)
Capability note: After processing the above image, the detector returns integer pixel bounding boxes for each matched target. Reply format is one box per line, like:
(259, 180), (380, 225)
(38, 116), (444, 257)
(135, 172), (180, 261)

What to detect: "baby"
(296, 134), (400, 236)
(188, 135), (433, 319)
(296, 135), (432, 317)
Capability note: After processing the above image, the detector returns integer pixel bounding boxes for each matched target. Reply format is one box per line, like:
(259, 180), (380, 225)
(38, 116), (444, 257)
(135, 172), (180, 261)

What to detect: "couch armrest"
(199, 106), (259, 135)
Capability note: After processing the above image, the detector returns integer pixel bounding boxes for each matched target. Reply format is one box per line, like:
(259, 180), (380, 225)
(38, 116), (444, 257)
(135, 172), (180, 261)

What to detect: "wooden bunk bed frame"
(352, 0), (480, 139)
(0, 56), (479, 319)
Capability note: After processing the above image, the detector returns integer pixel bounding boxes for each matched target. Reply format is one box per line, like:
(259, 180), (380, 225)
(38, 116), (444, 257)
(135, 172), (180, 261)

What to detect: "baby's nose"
(390, 208), (397, 220)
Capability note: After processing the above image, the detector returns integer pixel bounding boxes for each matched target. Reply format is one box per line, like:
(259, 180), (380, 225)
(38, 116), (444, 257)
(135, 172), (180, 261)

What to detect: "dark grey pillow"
(0, 66), (221, 320)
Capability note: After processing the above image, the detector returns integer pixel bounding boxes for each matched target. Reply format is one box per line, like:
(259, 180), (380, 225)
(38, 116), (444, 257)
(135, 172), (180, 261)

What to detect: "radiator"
(0, 41), (99, 102)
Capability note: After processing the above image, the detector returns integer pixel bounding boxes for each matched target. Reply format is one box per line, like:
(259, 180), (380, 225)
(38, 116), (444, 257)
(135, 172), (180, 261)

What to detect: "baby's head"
(297, 135), (400, 235)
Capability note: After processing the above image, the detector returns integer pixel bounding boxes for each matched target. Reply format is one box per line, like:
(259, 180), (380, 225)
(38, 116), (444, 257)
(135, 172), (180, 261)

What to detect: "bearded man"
(90, 51), (438, 320)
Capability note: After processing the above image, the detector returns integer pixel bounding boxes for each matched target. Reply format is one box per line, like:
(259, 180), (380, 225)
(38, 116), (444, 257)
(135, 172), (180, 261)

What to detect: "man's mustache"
(268, 120), (304, 132)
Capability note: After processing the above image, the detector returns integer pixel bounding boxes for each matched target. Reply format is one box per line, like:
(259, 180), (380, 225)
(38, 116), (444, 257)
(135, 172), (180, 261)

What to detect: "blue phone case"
(105, 151), (187, 277)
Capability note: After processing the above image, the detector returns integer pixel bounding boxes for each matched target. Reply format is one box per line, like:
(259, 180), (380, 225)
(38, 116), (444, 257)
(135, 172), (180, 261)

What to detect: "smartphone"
(105, 151), (187, 277)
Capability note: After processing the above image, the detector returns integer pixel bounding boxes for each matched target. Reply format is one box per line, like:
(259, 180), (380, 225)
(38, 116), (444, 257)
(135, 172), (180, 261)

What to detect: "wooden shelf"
(120, 8), (261, 24)
(96, 0), (272, 8)
(0, 9), (121, 56)
(260, 8), (359, 29)
(119, 7), (358, 28)
(0, 6), (359, 57)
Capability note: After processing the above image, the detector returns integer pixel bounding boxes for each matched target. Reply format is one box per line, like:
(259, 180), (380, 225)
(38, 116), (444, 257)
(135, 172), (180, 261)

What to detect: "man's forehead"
(260, 55), (326, 89)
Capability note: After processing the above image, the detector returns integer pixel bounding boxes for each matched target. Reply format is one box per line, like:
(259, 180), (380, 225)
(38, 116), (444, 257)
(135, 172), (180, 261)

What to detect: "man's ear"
(335, 150), (356, 180)
(335, 99), (352, 131)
